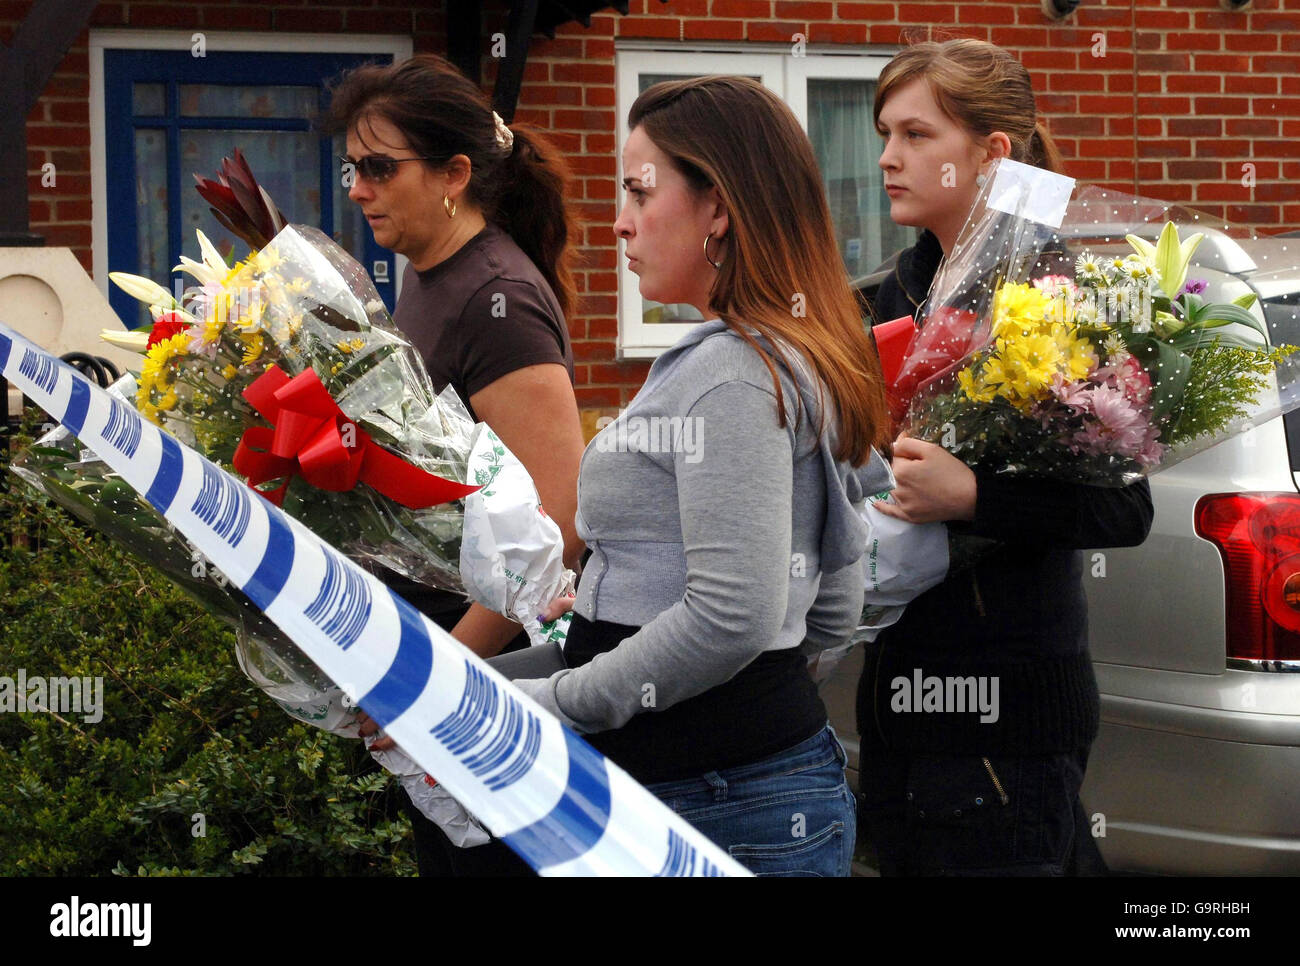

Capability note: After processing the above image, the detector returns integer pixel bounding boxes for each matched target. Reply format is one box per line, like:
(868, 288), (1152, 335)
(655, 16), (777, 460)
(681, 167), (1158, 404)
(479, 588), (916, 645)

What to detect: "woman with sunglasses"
(513, 76), (893, 876)
(321, 53), (584, 877)
(858, 39), (1153, 876)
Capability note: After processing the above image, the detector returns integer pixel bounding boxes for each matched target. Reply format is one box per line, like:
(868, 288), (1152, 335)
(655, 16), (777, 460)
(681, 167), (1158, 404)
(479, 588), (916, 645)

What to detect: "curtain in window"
(807, 78), (914, 282)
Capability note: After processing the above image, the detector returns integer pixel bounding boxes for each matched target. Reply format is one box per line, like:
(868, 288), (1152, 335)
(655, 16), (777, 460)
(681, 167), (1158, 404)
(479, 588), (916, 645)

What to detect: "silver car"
(833, 228), (1300, 874)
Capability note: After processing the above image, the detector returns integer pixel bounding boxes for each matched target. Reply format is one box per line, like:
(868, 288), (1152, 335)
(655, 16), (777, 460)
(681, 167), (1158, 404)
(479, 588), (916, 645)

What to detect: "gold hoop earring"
(443, 195), (457, 219)
(703, 232), (723, 270)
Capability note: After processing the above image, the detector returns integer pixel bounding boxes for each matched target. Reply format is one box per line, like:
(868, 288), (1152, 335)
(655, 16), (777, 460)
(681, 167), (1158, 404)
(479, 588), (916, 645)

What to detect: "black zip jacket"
(858, 231), (1155, 755)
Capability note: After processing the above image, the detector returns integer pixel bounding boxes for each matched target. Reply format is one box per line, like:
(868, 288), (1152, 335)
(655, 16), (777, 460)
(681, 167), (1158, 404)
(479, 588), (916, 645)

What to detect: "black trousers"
(400, 609), (535, 877)
(857, 738), (1109, 876)
(401, 793), (534, 877)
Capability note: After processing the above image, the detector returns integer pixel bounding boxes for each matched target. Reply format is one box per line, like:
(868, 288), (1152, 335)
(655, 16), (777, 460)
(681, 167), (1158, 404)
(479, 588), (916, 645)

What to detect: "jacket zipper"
(872, 638), (888, 744)
(982, 757), (1009, 805)
(971, 570), (986, 617)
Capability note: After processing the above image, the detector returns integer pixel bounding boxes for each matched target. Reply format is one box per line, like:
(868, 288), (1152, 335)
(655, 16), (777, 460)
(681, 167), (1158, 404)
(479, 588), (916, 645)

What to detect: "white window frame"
(614, 42), (897, 359)
(88, 29), (413, 302)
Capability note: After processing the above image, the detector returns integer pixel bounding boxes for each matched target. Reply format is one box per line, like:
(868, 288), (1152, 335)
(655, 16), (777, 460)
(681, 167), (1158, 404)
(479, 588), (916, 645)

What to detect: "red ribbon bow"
(232, 365), (480, 508)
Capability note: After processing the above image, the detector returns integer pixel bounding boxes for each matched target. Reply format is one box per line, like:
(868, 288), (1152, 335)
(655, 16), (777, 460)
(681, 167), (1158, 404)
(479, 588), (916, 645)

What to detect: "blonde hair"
(874, 38), (1063, 173)
(630, 76), (890, 463)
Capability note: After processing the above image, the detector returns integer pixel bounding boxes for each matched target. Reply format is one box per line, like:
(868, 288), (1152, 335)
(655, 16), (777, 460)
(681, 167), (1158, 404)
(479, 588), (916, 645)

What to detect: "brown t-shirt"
(381, 222), (573, 625)
(393, 222), (573, 421)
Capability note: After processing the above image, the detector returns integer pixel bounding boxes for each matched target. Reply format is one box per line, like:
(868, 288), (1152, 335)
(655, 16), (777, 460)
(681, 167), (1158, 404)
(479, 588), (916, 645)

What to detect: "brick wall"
(515, 0), (1300, 410)
(9, 0), (1300, 417)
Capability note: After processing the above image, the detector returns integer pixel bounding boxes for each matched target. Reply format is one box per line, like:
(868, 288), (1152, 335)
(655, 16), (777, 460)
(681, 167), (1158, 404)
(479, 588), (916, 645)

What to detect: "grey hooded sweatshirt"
(513, 319), (892, 734)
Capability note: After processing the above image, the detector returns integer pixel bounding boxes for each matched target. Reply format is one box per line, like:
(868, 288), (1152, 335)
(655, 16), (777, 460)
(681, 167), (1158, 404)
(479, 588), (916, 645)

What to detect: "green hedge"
(0, 429), (416, 876)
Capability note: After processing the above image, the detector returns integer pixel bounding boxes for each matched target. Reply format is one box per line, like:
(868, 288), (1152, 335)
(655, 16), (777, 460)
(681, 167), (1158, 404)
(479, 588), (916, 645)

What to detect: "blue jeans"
(646, 725), (857, 877)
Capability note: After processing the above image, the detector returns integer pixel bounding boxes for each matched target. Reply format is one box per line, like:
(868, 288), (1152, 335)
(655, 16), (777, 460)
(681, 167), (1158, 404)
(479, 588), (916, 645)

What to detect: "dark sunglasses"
(339, 154), (438, 184)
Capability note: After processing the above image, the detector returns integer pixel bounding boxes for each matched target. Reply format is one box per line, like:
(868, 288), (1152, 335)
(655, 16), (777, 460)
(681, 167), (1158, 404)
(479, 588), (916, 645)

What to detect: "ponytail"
(320, 54), (578, 320)
(1029, 121), (1064, 174)
(493, 124), (579, 322)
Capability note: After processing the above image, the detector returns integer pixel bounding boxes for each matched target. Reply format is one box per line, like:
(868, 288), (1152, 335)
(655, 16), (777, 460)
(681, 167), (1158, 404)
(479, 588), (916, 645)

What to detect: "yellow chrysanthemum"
(979, 354), (1014, 396)
(1055, 330), (1098, 382)
(222, 364), (238, 380)
(958, 366), (998, 403)
(251, 247), (282, 273)
(992, 282), (1053, 336)
(140, 332), (190, 390)
(151, 331), (190, 364)
(157, 388), (179, 412)
(1010, 332), (1062, 375)
(240, 331), (265, 366)
(222, 260), (247, 287)
(996, 333), (1061, 404)
(198, 313), (224, 346)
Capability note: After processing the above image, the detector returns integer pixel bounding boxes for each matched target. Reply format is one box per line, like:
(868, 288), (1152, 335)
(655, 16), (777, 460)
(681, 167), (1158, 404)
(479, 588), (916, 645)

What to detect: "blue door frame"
(103, 48), (395, 327)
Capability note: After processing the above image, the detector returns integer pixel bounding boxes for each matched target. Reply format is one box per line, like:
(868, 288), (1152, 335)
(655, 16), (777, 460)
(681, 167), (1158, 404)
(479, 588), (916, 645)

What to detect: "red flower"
(147, 312), (190, 348)
(889, 307), (982, 426)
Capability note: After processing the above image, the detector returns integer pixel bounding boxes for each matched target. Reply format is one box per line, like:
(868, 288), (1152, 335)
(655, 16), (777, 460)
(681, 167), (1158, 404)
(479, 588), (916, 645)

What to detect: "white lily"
(1126, 222), (1203, 301)
(109, 271), (178, 311)
(173, 229), (231, 287)
(98, 328), (150, 353)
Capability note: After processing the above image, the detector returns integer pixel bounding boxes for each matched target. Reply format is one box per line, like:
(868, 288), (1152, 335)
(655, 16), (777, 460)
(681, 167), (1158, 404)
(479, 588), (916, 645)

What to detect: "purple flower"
(1180, 278), (1207, 296)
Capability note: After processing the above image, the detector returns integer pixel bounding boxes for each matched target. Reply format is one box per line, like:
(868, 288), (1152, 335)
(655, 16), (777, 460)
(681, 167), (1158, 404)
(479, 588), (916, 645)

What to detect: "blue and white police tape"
(0, 324), (747, 877)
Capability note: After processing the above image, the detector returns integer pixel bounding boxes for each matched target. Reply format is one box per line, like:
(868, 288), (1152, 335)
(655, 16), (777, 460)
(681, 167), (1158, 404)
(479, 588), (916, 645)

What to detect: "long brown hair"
(320, 54), (577, 320)
(629, 76), (890, 464)
(874, 38), (1064, 173)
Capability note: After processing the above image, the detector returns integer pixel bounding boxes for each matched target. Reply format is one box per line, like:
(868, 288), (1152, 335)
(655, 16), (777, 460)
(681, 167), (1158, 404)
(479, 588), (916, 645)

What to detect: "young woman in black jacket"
(858, 39), (1154, 876)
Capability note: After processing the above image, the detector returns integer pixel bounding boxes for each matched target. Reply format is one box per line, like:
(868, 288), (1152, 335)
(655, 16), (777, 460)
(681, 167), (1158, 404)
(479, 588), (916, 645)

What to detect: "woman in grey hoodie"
(513, 76), (893, 876)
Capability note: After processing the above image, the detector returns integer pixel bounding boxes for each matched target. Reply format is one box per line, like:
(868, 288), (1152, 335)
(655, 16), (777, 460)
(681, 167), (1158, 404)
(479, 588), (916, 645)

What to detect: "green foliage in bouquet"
(1166, 341), (1299, 446)
(0, 434), (416, 876)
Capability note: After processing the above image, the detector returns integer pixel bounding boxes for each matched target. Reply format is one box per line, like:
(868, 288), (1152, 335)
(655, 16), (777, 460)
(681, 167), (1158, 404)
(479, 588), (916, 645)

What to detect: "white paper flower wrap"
(853, 494), (950, 643)
(459, 425), (576, 648)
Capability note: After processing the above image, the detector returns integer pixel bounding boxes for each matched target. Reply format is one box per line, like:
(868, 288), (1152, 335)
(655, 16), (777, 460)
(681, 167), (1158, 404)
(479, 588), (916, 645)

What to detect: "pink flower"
(1049, 373), (1094, 408)
(1032, 275), (1075, 298)
(1137, 434), (1165, 468)
(1096, 355), (1152, 406)
(1070, 383), (1152, 459)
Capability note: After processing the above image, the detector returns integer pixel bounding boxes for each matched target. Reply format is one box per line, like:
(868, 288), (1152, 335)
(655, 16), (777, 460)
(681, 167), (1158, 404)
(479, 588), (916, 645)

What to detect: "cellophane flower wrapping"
(855, 159), (1300, 639)
(14, 226), (575, 744)
(11, 377), (361, 737)
(895, 158), (1300, 485)
(144, 224), (477, 591)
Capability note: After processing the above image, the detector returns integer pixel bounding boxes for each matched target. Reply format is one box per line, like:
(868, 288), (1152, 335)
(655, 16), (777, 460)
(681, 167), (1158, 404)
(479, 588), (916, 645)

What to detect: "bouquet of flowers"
(14, 156), (573, 731)
(894, 159), (1300, 482)
(854, 158), (1300, 640)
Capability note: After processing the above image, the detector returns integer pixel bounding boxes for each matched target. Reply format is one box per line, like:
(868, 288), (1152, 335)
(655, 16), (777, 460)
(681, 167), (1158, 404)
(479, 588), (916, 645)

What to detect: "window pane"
(134, 128), (170, 328)
(807, 78), (915, 282)
(132, 83), (165, 116)
(180, 129), (320, 264)
(178, 84), (318, 119)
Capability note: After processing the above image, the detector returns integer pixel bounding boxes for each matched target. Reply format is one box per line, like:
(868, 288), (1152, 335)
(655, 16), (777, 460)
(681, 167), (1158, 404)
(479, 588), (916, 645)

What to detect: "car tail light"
(1195, 493), (1300, 663)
